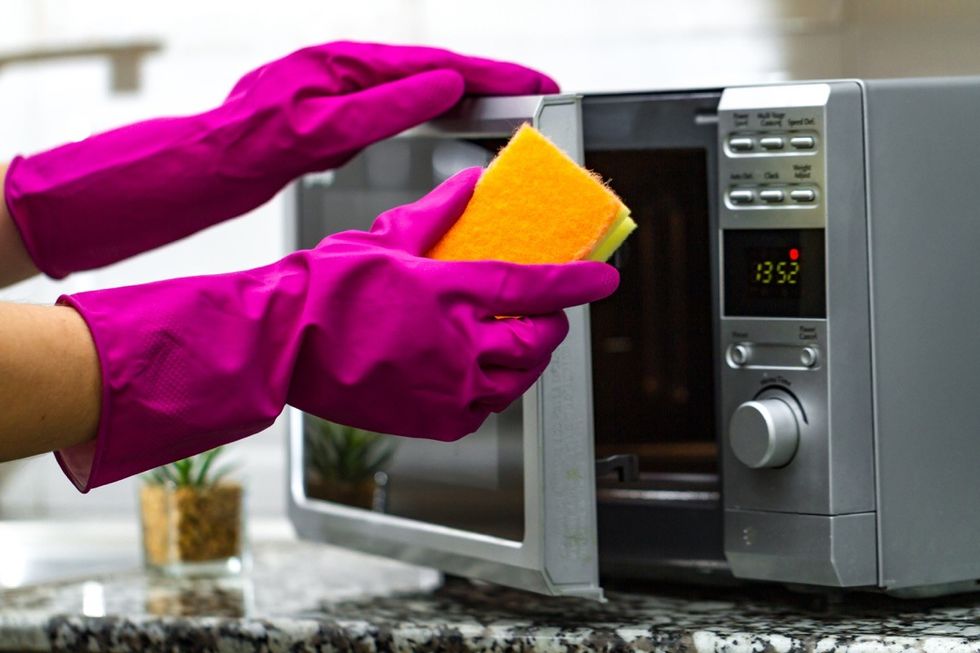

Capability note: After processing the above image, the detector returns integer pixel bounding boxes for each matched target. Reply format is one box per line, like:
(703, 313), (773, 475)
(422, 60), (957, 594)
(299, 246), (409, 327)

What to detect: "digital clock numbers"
(752, 248), (800, 286)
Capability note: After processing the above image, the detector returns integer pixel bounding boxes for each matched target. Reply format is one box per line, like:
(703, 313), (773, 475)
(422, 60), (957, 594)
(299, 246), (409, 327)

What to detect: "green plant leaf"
(143, 446), (233, 488)
(303, 415), (396, 484)
(157, 464), (180, 486)
(172, 459), (191, 485)
(142, 469), (167, 485)
(364, 443), (396, 474)
(194, 447), (223, 486)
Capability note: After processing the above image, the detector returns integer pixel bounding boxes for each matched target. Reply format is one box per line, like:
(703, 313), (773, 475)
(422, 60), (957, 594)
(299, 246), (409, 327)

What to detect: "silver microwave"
(287, 79), (980, 600)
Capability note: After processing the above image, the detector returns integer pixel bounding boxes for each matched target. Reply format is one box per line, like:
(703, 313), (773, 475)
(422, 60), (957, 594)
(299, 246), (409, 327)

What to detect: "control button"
(759, 189), (785, 203)
(790, 136), (815, 150)
(759, 137), (785, 150)
(729, 189), (755, 204)
(729, 390), (801, 469)
(790, 189), (816, 203)
(800, 346), (820, 368)
(729, 137), (754, 152)
(729, 344), (751, 366)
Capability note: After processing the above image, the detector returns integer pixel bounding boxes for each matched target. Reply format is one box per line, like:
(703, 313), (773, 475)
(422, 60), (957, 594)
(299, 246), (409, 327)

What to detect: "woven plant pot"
(139, 481), (245, 577)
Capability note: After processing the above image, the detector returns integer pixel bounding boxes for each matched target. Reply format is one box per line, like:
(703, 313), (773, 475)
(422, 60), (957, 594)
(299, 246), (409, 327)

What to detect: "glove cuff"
(5, 156), (71, 279)
(53, 294), (115, 491)
(52, 260), (303, 491)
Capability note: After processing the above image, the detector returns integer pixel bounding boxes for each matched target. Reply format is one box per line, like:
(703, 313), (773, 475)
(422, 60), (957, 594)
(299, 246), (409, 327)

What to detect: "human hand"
(4, 41), (558, 279)
(56, 168), (617, 491)
(286, 167), (617, 434)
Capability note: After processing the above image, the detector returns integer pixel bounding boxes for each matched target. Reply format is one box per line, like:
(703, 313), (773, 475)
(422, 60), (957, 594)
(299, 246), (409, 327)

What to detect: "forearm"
(0, 163), (40, 287)
(0, 301), (101, 462)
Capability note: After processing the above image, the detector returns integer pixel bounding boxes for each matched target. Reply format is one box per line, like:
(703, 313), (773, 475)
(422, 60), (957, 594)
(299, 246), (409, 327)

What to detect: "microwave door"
(287, 95), (604, 600)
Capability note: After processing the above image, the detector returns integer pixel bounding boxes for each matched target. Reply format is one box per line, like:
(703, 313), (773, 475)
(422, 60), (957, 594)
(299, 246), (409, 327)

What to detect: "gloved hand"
(56, 168), (619, 492)
(4, 41), (559, 279)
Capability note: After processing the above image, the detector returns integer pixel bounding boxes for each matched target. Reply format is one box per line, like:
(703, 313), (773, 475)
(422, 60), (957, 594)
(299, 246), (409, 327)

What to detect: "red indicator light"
(789, 248), (800, 261)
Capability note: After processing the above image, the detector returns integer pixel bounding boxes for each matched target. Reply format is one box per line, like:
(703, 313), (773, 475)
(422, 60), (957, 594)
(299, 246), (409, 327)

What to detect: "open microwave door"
(287, 95), (603, 600)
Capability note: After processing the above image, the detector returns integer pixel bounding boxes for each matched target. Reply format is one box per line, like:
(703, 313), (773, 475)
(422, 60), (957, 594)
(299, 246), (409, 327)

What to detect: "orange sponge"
(426, 124), (635, 264)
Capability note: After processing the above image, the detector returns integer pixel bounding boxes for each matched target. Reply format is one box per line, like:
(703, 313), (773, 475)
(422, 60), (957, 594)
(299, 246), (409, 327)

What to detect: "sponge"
(426, 124), (636, 264)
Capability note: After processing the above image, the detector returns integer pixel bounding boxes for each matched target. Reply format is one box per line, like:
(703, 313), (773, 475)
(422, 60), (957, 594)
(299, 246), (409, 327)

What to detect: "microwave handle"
(399, 93), (584, 141)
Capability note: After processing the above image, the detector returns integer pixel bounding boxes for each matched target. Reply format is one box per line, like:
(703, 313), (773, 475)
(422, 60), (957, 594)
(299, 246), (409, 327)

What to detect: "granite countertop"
(1, 536), (979, 653)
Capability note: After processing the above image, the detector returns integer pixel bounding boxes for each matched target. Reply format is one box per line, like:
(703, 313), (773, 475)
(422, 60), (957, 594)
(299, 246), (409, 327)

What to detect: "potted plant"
(139, 447), (244, 577)
(304, 416), (396, 510)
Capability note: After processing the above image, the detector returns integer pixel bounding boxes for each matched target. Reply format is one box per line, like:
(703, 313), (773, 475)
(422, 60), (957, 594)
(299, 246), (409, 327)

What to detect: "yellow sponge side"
(426, 124), (632, 264)
(589, 205), (637, 262)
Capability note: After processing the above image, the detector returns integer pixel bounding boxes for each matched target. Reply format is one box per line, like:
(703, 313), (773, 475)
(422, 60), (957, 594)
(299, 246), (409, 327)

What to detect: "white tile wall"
(3, 0), (980, 519)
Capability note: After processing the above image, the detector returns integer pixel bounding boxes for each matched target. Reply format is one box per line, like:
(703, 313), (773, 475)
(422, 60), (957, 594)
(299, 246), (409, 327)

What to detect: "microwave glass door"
(288, 96), (604, 600)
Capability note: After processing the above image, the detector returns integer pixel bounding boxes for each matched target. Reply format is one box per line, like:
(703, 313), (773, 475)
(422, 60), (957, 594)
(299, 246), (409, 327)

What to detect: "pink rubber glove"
(56, 168), (619, 492)
(4, 41), (558, 279)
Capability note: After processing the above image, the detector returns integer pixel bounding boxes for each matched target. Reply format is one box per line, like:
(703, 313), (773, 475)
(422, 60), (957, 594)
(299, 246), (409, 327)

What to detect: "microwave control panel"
(717, 84), (834, 514)
(715, 82), (871, 512)
(715, 82), (876, 586)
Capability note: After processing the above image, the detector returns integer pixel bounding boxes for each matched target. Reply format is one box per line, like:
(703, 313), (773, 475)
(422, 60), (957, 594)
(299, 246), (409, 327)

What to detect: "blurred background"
(2, 0), (980, 522)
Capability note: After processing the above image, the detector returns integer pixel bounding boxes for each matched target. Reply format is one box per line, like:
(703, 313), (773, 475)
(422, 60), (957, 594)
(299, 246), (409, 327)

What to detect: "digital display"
(725, 229), (825, 318)
(748, 246), (801, 295)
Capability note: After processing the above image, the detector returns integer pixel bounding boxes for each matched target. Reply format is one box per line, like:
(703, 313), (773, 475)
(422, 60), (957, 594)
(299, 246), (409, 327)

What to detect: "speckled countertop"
(1, 537), (979, 653)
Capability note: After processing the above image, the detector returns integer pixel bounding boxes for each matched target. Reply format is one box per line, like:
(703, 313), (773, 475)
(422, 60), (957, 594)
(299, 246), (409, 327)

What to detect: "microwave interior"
(294, 92), (727, 583)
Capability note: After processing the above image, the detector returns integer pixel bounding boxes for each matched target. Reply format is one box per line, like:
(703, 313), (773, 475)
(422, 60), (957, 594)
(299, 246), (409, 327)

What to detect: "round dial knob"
(729, 392), (800, 469)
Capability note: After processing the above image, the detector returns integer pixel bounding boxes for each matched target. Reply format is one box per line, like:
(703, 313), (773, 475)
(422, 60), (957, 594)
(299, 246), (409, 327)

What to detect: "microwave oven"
(287, 79), (980, 600)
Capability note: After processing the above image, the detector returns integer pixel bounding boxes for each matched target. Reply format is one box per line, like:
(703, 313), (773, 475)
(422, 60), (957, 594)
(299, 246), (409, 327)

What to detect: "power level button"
(729, 137), (754, 152)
